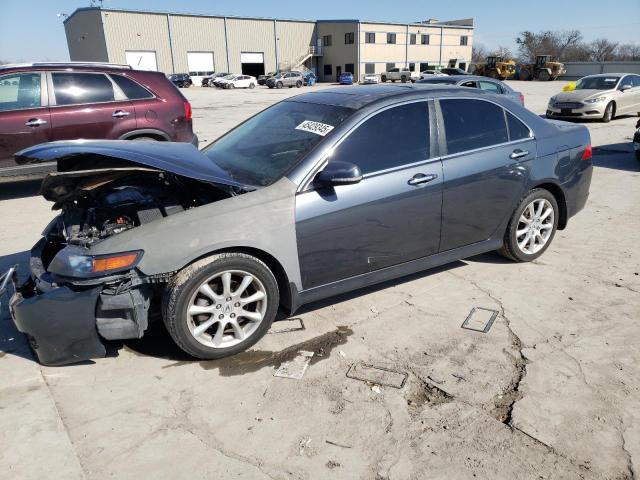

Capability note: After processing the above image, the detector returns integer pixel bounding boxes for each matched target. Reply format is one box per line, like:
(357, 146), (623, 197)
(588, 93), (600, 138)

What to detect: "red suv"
(0, 62), (197, 181)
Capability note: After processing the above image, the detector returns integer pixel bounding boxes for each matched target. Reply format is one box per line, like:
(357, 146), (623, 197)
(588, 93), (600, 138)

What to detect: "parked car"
(213, 74), (236, 88)
(223, 75), (257, 89)
(440, 67), (471, 76)
(634, 118), (640, 162)
(189, 71), (214, 87)
(207, 72), (231, 87)
(380, 67), (419, 83)
(417, 75), (525, 106)
(546, 73), (640, 123)
(339, 72), (354, 85)
(419, 70), (448, 79)
(362, 73), (380, 84)
(168, 73), (192, 88)
(0, 62), (197, 182)
(258, 72), (277, 85)
(266, 72), (303, 89)
(5, 84), (593, 365)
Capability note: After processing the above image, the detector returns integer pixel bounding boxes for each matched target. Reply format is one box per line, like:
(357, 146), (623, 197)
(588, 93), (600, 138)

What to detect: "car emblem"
(224, 304), (232, 314)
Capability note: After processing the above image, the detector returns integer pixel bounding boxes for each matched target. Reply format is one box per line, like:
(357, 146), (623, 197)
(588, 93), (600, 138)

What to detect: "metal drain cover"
(461, 307), (498, 333)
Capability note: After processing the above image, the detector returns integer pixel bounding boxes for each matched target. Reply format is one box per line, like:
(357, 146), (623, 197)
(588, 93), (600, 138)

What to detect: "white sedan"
(362, 73), (380, 84)
(223, 75), (257, 89)
(419, 70), (448, 80)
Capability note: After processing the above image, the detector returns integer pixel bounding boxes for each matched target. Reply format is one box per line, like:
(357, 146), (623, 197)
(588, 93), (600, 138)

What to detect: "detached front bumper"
(546, 102), (606, 119)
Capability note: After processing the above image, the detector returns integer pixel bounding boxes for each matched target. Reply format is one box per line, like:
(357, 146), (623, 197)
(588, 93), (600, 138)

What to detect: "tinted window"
(333, 102), (430, 175)
(387, 33), (396, 44)
(409, 34), (416, 44)
(0, 72), (41, 112)
(52, 73), (115, 105)
(479, 81), (502, 93)
(365, 63), (375, 74)
(440, 99), (508, 154)
(203, 102), (353, 186)
(632, 75), (640, 87)
(506, 111), (531, 141)
(365, 32), (375, 43)
(111, 74), (153, 99)
(421, 34), (429, 45)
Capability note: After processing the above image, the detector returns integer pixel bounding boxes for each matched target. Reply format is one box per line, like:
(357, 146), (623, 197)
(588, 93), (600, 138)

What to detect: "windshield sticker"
(295, 120), (335, 136)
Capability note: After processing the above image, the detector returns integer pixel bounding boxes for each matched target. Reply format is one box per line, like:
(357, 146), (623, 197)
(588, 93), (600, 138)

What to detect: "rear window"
(440, 99), (508, 154)
(110, 74), (153, 100)
(203, 101), (354, 186)
(506, 112), (531, 141)
(52, 72), (114, 105)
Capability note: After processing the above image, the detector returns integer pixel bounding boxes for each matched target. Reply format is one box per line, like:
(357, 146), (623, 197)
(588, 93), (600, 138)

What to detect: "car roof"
(0, 62), (141, 74)
(285, 84), (499, 110)
(581, 73), (624, 78)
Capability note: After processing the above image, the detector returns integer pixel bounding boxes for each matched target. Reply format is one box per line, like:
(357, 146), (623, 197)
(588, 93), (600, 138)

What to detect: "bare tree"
(516, 30), (583, 62)
(493, 45), (514, 59)
(471, 43), (488, 64)
(589, 38), (619, 61)
(615, 43), (640, 61)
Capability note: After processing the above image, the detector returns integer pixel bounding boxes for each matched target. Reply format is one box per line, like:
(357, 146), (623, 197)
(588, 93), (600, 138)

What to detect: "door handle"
(510, 149), (529, 159)
(408, 173), (438, 186)
(112, 110), (131, 118)
(25, 118), (47, 127)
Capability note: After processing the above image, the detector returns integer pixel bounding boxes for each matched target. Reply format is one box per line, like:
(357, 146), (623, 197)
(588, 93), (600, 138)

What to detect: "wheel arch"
(531, 182), (568, 229)
(119, 129), (170, 141)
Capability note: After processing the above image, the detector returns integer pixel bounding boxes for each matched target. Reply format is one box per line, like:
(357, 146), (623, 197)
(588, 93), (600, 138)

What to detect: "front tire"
(498, 189), (559, 262)
(162, 253), (279, 360)
(296, 80), (302, 88)
(276, 81), (283, 89)
(381, 75), (387, 82)
(602, 102), (614, 123)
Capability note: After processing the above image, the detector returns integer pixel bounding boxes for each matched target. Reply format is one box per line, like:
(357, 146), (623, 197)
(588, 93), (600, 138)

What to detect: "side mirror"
(620, 84), (632, 92)
(316, 161), (363, 186)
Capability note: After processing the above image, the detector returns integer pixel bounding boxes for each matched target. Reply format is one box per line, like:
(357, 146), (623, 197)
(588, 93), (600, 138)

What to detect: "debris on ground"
(346, 363), (408, 388)
(461, 307), (499, 333)
(268, 318), (305, 334)
(274, 351), (314, 379)
(371, 384), (383, 394)
(325, 440), (352, 449)
(326, 460), (341, 469)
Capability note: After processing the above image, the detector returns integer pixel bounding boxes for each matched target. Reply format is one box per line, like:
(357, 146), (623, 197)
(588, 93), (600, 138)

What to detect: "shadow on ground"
(593, 143), (639, 172)
(0, 180), (42, 201)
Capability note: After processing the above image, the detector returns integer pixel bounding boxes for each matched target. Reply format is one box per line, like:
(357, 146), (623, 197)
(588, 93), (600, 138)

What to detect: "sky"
(1, 0), (639, 62)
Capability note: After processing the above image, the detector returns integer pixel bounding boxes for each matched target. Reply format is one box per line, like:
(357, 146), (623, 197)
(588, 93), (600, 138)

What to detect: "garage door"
(125, 51), (158, 71)
(187, 52), (214, 73)
(240, 52), (265, 77)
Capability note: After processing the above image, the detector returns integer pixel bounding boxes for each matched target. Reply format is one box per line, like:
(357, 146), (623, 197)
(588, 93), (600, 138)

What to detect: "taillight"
(184, 101), (192, 120)
(581, 144), (592, 161)
(519, 93), (525, 106)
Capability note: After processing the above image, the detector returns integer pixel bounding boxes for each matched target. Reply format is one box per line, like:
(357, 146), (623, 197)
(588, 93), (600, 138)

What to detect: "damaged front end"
(8, 141), (249, 366)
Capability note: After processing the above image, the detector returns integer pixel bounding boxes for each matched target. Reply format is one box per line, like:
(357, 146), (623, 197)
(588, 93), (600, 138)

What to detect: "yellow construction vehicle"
(516, 55), (566, 81)
(473, 56), (516, 80)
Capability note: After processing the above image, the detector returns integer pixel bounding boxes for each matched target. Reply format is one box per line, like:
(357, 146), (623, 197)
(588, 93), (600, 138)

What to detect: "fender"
(118, 129), (171, 141)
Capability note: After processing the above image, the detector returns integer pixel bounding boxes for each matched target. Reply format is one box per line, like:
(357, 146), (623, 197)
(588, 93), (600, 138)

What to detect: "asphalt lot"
(1, 80), (639, 480)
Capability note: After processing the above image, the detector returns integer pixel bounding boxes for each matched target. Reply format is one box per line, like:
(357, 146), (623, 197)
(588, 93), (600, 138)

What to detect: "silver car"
(417, 75), (524, 106)
(547, 73), (640, 122)
(266, 71), (303, 89)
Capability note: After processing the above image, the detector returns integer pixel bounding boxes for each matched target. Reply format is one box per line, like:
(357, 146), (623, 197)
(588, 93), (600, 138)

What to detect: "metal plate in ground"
(268, 318), (305, 334)
(346, 363), (408, 389)
(461, 307), (498, 333)
(274, 351), (314, 379)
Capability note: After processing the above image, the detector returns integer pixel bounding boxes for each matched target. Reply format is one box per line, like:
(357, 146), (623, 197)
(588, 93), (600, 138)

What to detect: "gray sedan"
(547, 73), (640, 122)
(417, 75), (524, 105)
(8, 84), (592, 365)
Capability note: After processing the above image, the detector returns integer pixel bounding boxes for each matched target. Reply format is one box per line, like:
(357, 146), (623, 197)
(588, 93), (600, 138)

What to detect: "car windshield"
(203, 101), (354, 186)
(273, 74), (284, 79)
(575, 76), (620, 90)
(223, 74), (235, 79)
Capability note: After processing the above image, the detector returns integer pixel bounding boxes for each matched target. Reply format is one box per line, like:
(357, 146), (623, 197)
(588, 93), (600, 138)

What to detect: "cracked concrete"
(1, 81), (639, 479)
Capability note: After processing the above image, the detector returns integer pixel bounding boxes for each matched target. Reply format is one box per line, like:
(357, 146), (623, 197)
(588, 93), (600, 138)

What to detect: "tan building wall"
(317, 22), (358, 81)
(64, 9), (109, 62)
(276, 21), (317, 70)
(168, 15), (228, 72)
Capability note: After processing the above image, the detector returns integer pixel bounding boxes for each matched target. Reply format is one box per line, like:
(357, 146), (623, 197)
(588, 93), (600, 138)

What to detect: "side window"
(52, 73), (115, 105)
(506, 111), (531, 141)
(460, 81), (478, 88)
(0, 72), (41, 112)
(110, 74), (153, 100)
(333, 102), (430, 175)
(440, 99), (508, 155)
(632, 75), (640, 87)
(479, 81), (501, 93)
(620, 76), (633, 88)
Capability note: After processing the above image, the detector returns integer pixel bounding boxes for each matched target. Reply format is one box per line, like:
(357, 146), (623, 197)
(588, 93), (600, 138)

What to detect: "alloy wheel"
(515, 199), (554, 255)
(186, 270), (267, 349)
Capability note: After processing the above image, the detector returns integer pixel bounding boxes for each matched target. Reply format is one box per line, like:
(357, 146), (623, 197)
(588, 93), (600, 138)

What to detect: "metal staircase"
(278, 46), (321, 72)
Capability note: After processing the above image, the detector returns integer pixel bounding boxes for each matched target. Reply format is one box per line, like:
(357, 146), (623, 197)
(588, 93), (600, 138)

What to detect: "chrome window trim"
(297, 98), (433, 193)
(0, 71), (47, 112)
(47, 71), (128, 108)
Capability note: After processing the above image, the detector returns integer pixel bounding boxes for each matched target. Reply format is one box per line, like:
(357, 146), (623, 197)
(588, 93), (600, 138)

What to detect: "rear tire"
(162, 253), (279, 360)
(381, 75), (387, 82)
(602, 102), (614, 123)
(276, 82), (283, 89)
(296, 80), (302, 88)
(538, 70), (551, 81)
(249, 83), (255, 89)
(498, 188), (559, 262)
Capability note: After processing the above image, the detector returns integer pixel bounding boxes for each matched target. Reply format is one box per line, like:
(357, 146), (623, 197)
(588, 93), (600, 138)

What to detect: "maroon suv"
(0, 62), (197, 181)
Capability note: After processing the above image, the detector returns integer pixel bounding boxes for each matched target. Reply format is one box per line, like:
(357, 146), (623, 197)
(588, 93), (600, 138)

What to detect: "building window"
(421, 34), (430, 45)
(409, 34), (416, 45)
(345, 32), (354, 44)
(409, 63), (415, 72)
(387, 33), (396, 44)
(323, 35), (332, 47)
(345, 63), (355, 74)
(419, 62), (429, 72)
(324, 64), (332, 76)
(460, 36), (468, 46)
(365, 63), (375, 74)
(365, 32), (376, 44)
(386, 63), (395, 71)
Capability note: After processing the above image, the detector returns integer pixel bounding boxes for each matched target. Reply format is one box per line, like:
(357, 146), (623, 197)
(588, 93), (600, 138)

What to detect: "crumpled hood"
(15, 140), (245, 188)
(553, 89), (612, 103)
